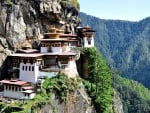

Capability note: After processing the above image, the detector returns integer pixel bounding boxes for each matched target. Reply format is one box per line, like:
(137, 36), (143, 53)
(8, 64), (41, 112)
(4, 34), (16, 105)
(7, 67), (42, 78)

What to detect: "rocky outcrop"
(0, 36), (11, 78)
(38, 87), (95, 113)
(112, 90), (124, 113)
(0, 0), (79, 48)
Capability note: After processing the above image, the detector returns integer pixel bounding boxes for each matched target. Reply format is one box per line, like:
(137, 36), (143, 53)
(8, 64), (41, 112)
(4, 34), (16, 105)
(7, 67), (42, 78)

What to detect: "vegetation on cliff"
(79, 12), (150, 112)
(113, 73), (150, 113)
(0, 73), (84, 113)
(82, 47), (113, 113)
(43, 73), (80, 102)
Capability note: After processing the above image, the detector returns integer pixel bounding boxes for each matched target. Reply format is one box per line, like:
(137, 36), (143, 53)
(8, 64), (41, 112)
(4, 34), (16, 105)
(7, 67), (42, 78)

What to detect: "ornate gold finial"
(50, 25), (55, 28)
(49, 25), (56, 33)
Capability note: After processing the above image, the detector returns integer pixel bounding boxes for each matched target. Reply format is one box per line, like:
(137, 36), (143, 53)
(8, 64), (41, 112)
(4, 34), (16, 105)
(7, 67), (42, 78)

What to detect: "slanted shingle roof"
(16, 49), (39, 53)
(0, 80), (28, 86)
(9, 53), (43, 58)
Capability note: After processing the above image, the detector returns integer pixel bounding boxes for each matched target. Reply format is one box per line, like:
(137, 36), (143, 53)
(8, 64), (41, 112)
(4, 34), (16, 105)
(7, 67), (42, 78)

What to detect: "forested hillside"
(82, 47), (113, 113)
(81, 47), (150, 113)
(79, 12), (150, 89)
(113, 73), (150, 113)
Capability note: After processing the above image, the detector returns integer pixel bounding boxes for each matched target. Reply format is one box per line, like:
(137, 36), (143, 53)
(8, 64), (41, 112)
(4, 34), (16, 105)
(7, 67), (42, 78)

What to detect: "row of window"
(22, 66), (34, 71)
(5, 85), (21, 91)
(13, 63), (19, 67)
(4, 85), (31, 97)
(13, 59), (20, 63)
(21, 60), (35, 64)
(41, 43), (61, 47)
(24, 93), (30, 97)
(41, 43), (78, 47)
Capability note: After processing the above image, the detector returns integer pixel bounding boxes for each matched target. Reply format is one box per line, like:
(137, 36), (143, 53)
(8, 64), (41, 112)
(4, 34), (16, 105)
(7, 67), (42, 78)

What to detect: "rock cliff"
(0, 0), (80, 78)
(42, 88), (95, 113)
(112, 90), (124, 113)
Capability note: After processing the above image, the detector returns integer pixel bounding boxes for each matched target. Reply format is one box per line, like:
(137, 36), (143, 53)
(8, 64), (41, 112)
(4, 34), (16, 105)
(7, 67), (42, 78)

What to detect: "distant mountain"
(79, 12), (150, 88)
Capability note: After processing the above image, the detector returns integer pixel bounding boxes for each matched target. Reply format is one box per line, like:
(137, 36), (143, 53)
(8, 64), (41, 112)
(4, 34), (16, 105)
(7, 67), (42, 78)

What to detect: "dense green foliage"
(113, 73), (150, 113)
(79, 12), (150, 89)
(82, 47), (112, 113)
(43, 73), (80, 102)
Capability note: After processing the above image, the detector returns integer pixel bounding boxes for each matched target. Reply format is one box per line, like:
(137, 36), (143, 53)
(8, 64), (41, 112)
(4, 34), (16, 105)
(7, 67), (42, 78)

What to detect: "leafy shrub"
(42, 73), (80, 102)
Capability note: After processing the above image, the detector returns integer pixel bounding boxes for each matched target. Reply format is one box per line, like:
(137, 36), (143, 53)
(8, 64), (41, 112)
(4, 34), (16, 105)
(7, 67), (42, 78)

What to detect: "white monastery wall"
(51, 47), (62, 53)
(19, 63), (39, 83)
(40, 47), (48, 53)
(3, 90), (24, 99)
(83, 37), (94, 47)
(40, 71), (58, 78)
(3, 90), (35, 99)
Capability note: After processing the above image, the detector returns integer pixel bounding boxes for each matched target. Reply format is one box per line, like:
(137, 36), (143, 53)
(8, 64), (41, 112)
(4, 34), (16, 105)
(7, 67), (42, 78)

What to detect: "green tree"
(79, 12), (150, 89)
(113, 73), (150, 113)
(83, 47), (112, 113)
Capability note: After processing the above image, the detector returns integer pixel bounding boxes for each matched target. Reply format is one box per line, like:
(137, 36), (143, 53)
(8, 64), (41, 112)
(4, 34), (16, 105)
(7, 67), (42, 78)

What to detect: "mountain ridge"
(79, 12), (150, 88)
(80, 12), (150, 22)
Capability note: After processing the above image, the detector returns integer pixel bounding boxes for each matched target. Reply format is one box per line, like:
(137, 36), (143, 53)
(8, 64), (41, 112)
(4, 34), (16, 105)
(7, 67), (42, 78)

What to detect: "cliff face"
(42, 88), (95, 113)
(0, 0), (80, 77)
(112, 90), (124, 113)
(0, 0), (79, 48)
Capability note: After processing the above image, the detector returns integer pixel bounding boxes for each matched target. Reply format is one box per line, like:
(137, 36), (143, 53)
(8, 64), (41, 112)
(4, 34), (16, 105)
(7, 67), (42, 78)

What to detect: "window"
(29, 66), (31, 71)
(32, 66), (34, 71)
(17, 64), (19, 67)
(5, 85), (7, 90)
(88, 40), (91, 45)
(22, 66), (24, 70)
(25, 66), (28, 71)
(8, 85), (11, 90)
(25, 93), (30, 97)
(12, 86), (14, 91)
(15, 87), (17, 91)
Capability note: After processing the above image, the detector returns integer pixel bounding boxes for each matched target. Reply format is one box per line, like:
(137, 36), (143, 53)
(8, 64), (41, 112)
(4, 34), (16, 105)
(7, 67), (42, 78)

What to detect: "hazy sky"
(78, 0), (150, 21)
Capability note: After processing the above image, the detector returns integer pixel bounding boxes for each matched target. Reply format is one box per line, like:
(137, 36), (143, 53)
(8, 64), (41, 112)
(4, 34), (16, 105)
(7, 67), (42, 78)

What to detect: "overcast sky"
(78, 0), (150, 21)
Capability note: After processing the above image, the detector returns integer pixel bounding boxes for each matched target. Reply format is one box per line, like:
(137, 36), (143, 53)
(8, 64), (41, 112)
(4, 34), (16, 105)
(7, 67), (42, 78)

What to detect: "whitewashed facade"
(19, 62), (39, 83)
(83, 37), (94, 47)
(51, 47), (62, 53)
(2, 90), (35, 99)
(0, 80), (35, 99)
(40, 47), (48, 53)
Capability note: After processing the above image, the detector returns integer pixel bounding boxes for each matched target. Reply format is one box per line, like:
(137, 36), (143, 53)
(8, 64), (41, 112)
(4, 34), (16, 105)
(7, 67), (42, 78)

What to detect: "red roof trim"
(0, 80), (28, 86)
